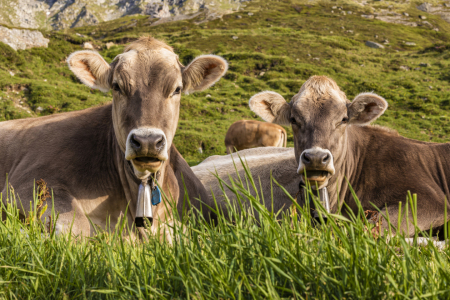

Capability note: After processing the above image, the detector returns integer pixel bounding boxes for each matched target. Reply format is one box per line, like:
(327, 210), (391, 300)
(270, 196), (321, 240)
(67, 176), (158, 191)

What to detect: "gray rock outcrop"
(0, 26), (49, 50)
(365, 41), (384, 49)
(0, 0), (247, 30)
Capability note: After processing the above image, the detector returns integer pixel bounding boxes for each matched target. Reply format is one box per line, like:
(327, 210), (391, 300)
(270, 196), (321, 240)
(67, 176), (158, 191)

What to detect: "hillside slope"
(1, 0), (450, 164)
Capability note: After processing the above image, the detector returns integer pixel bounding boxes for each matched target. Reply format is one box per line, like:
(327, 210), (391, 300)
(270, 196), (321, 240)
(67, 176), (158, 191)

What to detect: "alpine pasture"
(1, 0), (450, 298)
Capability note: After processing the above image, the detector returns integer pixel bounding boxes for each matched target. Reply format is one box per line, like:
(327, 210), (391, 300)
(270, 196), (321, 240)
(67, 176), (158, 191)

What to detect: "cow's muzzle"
(125, 128), (168, 177)
(297, 147), (335, 190)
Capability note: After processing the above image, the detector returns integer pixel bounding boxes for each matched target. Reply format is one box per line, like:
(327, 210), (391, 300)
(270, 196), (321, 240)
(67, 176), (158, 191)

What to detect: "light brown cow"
(250, 75), (450, 237)
(225, 120), (287, 154)
(0, 37), (227, 241)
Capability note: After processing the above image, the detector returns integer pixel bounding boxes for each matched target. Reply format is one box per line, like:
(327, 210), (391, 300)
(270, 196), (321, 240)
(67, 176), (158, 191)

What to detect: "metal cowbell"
(135, 181), (153, 227)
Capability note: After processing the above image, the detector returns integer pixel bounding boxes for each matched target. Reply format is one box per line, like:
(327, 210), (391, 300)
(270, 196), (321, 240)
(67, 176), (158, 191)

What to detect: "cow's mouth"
(134, 157), (160, 163)
(131, 156), (163, 171)
(300, 170), (332, 189)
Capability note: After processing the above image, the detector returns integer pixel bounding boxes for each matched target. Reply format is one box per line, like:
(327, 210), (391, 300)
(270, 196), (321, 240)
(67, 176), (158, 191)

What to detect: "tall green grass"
(0, 164), (449, 299)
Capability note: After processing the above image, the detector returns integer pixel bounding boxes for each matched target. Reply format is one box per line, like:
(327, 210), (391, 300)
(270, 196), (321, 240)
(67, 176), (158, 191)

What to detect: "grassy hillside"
(1, 0), (450, 165)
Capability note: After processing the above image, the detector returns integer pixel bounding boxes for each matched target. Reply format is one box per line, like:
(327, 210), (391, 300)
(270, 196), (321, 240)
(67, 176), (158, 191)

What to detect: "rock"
(399, 66), (410, 71)
(383, 39), (389, 44)
(374, 34), (378, 38)
(232, 36), (238, 40)
(332, 6), (337, 9)
(415, 67), (421, 71)
(75, 33), (85, 37)
(206, 94), (211, 98)
(403, 12), (409, 17)
(365, 41), (384, 49)
(417, 3), (432, 12)
(9, 71), (14, 76)
(296, 58), (299, 61)
(346, 30), (353, 33)
(445, 3), (450, 8)
(341, 11), (346, 15)
(0, 26), (49, 51)
(404, 42), (416, 46)
(429, 86), (433, 89)
(83, 42), (94, 49)
(433, 28), (440, 31)
(259, 72), (265, 76)
(341, 26), (345, 30)
(347, 11), (352, 14)
(361, 14), (374, 19)
(197, 147), (203, 154)
(0, 0), (243, 30)
(313, 57), (320, 61)
(419, 15), (427, 20)
(105, 42), (115, 49)
(36, 106), (43, 112)
(307, 53), (311, 57)
(419, 63), (430, 67)
(248, 12), (253, 16)
(236, 15), (242, 19)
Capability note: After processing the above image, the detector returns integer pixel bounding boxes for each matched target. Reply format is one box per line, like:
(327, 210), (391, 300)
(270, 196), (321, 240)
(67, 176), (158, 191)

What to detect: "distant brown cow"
(225, 120), (287, 154)
(0, 37), (227, 241)
(250, 75), (450, 236)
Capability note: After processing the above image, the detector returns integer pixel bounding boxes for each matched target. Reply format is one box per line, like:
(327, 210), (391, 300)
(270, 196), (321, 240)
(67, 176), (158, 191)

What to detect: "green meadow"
(1, 162), (449, 299)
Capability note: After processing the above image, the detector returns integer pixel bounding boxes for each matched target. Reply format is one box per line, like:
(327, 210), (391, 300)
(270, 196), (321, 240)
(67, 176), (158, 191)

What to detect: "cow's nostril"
(156, 137), (165, 151)
(302, 152), (311, 164)
(323, 153), (330, 164)
(130, 134), (141, 150)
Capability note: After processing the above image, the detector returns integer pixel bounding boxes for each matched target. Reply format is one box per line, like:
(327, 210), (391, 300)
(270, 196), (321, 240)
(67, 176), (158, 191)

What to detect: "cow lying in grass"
(192, 147), (297, 219)
(249, 75), (450, 236)
(225, 120), (287, 154)
(0, 36), (227, 241)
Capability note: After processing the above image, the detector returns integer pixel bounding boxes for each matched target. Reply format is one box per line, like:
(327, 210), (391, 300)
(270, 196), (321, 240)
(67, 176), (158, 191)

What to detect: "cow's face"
(249, 76), (387, 189)
(68, 37), (227, 179)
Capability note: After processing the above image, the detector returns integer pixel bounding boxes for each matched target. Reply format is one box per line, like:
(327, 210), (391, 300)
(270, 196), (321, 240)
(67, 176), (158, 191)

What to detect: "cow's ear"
(67, 50), (111, 92)
(348, 92), (387, 125)
(182, 55), (228, 93)
(249, 91), (291, 125)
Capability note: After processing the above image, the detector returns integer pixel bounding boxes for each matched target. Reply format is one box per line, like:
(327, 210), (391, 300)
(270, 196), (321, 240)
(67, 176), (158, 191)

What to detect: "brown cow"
(224, 120), (287, 154)
(0, 37), (227, 241)
(250, 75), (450, 236)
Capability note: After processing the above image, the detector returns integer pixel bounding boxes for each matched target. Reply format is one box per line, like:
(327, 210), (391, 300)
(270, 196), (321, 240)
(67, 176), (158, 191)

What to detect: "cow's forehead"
(114, 49), (180, 72)
(292, 87), (347, 119)
(113, 49), (182, 89)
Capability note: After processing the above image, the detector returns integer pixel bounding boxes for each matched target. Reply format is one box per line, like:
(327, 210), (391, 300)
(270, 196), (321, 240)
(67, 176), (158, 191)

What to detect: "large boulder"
(0, 26), (49, 50)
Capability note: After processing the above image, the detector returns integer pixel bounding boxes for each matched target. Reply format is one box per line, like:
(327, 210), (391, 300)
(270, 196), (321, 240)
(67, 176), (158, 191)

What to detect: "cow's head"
(68, 37), (227, 179)
(249, 75), (387, 189)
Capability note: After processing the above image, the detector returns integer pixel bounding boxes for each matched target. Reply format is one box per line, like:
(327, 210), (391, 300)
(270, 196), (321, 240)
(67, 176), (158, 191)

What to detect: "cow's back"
(0, 104), (119, 201)
(192, 147), (299, 215)
(225, 120), (286, 152)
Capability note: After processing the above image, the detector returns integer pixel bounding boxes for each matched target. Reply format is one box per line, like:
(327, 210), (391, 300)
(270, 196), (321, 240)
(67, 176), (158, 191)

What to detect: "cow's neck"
(112, 127), (175, 222)
(325, 125), (368, 212)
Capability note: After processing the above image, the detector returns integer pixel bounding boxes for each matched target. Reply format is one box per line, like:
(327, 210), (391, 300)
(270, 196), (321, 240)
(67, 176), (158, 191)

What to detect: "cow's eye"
(173, 86), (182, 96)
(342, 117), (349, 123)
(290, 117), (297, 125)
(112, 83), (121, 93)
